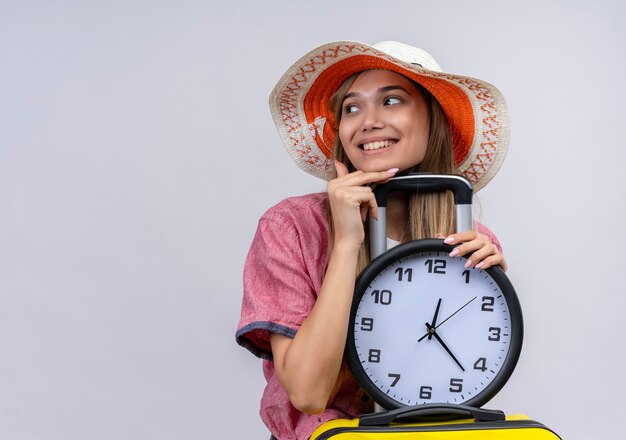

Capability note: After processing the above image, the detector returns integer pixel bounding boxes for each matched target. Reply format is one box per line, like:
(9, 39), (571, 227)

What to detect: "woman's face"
(338, 70), (430, 173)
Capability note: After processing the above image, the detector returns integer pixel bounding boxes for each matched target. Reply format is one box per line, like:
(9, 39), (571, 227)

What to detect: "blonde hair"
(326, 71), (456, 274)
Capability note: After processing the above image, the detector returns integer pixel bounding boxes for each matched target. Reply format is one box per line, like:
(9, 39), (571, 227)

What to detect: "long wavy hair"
(326, 71), (457, 274)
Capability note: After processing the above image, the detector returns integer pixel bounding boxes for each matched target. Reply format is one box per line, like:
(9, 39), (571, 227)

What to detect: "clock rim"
(345, 238), (524, 409)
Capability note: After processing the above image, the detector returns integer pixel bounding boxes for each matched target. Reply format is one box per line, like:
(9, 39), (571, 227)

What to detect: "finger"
(367, 193), (379, 221)
(435, 234), (445, 239)
(462, 243), (498, 268)
(347, 190), (379, 222)
(450, 239), (495, 260)
(332, 186), (375, 204)
(334, 160), (349, 178)
(473, 255), (507, 271)
(443, 230), (482, 245)
(360, 203), (369, 223)
(334, 168), (398, 188)
(331, 187), (377, 218)
(351, 190), (378, 222)
(499, 258), (508, 272)
(448, 234), (486, 255)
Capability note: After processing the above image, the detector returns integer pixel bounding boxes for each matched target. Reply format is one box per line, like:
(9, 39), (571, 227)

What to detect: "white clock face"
(350, 248), (520, 407)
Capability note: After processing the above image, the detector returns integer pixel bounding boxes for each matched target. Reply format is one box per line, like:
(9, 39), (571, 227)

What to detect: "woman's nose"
(361, 107), (384, 131)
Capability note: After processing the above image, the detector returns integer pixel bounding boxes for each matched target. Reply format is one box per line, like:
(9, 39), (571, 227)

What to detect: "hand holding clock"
(443, 231), (508, 271)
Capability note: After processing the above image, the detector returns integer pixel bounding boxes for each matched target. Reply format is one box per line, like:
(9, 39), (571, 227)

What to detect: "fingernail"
(444, 236), (454, 244)
(475, 262), (485, 269)
(387, 168), (399, 174)
(449, 249), (459, 257)
(464, 260), (472, 268)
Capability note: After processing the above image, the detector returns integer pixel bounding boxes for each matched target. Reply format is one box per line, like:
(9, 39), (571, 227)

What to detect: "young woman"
(236, 41), (509, 440)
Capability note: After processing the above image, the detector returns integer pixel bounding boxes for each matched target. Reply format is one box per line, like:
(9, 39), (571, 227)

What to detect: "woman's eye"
(384, 96), (402, 106)
(343, 103), (359, 114)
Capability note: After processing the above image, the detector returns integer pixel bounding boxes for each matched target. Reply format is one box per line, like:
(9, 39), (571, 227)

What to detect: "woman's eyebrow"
(379, 85), (410, 94)
(343, 85), (410, 102)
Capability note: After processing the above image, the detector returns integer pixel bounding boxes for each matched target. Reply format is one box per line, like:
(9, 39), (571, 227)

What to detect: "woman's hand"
(443, 231), (508, 271)
(328, 161), (397, 249)
(270, 162), (398, 414)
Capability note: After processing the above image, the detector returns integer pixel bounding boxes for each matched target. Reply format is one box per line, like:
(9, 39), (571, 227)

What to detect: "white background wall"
(1, 0), (624, 438)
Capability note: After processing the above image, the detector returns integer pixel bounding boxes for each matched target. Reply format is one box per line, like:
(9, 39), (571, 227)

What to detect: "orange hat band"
(303, 56), (475, 165)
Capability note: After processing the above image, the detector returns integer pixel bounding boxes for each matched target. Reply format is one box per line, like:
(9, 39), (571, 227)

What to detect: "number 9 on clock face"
(345, 239), (523, 409)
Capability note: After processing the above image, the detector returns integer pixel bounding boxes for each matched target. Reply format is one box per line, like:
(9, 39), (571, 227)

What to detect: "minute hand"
(418, 296), (477, 342)
(427, 323), (465, 371)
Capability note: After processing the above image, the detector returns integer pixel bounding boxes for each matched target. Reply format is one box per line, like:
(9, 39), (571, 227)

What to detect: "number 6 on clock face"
(345, 239), (523, 409)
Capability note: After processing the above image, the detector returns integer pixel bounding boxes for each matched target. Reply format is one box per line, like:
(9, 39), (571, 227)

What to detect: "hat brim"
(269, 41), (509, 191)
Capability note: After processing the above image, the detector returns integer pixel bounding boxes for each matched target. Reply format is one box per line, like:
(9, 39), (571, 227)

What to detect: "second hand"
(418, 296), (477, 342)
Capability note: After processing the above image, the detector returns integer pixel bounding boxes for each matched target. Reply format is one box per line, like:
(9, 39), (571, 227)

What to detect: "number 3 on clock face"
(345, 239), (523, 409)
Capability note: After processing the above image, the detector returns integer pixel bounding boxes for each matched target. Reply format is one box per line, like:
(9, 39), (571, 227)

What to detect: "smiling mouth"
(360, 140), (397, 151)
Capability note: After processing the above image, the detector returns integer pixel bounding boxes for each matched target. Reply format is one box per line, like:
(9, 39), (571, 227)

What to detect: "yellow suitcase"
(310, 404), (561, 439)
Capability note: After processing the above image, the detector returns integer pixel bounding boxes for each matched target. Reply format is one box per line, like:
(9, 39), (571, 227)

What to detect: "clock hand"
(428, 298), (442, 340)
(427, 323), (465, 372)
(418, 296), (477, 342)
(435, 296), (477, 329)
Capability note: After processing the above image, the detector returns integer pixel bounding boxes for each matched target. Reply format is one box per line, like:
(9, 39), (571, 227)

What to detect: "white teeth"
(362, 140), (394, 151)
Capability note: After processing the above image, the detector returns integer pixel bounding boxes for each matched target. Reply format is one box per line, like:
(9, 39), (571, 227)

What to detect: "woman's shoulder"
(262, 192), (328, 223)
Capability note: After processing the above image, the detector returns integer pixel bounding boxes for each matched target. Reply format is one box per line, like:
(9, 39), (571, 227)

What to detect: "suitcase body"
(310, 404), (561, 439)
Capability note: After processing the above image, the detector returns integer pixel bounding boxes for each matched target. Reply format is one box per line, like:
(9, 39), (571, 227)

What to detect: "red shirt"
(236, 193), (502, 439)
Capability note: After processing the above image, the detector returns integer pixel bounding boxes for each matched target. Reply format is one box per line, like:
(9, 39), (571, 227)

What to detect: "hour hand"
(428, 298), (442, 340)
(418, 298), (442, 342)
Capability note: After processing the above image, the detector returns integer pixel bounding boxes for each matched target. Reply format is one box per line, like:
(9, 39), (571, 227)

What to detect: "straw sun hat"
(269, 41), (509, 191)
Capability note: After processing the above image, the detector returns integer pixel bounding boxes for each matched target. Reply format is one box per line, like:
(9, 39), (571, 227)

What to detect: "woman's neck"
(385, 192), (409, 242)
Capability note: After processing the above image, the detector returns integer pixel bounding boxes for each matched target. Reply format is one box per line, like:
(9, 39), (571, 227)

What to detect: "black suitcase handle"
(369, 173), (474, 258)
(373, 173), (473, 207)
(359, 403), (506, 426)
